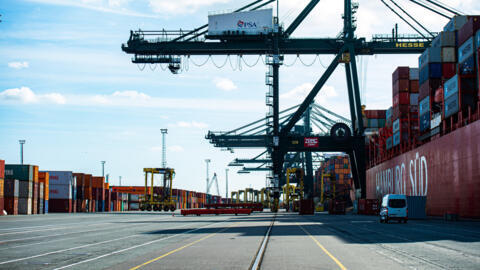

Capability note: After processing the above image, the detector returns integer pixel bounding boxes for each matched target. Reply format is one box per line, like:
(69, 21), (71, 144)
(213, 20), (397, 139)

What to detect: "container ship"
(365, 15), (480, 218)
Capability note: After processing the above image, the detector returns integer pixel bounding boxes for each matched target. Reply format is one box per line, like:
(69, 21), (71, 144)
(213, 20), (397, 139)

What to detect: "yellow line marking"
(298, 224), (347, 270)
(129, 223), (238, 270)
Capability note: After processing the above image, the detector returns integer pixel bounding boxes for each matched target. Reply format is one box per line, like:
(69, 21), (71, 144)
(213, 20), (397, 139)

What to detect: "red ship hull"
(366, 120), (480, 218)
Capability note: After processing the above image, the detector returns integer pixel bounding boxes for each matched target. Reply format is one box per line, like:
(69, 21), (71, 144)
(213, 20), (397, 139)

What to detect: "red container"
(442, 63), (456, 79)
(392, 67), (410, 82)
(393, 79), (410, 95)
(0, 197), (4, 216)
(49, 199), (72, 213)
(0, 160), (4, 179)
(32, 182), (38, 215)
(419, 79), (442, 100)
(358, 199), (380, 215)
(393, 92), (410, 107)
(409, 80), (419, 93)
(4, 197), (18, 215)
(392, 105), (410, 120)
(457, 16), (480, 46)
(364, 110), (386, 119)
(300, 199), (315, 215)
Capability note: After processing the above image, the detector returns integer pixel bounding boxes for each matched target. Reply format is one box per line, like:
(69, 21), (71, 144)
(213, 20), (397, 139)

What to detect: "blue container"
(419, 96), (430, 115)
(102, 200), (105, 212)
(386, 137), (393, 150)
(392, 119), (400, 133)
(419, 63), (442, 84)
(444, 94), (459, 118)
(419, 47), (442, 68)
(458, 37), (475, 63)
(444, 75), (458, 100)
(476, 29), (480, 49)
(393, 132), (400, 146)
(44, 200), (49, 214)
(459, 55), (476, 75)
(419, 112), (430, 132)
(406, 196), (427, 219)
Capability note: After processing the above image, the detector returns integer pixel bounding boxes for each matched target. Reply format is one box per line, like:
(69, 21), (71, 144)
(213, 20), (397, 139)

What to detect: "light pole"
(101, 161), (106, 177)
(205, 159), (211, 195)
(19, 140), (25, 164)
(225, 168), (229, 199)
(160, 129), (168, 168)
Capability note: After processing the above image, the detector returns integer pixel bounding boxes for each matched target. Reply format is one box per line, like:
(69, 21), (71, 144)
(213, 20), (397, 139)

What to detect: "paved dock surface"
(0, 211), (479, 269)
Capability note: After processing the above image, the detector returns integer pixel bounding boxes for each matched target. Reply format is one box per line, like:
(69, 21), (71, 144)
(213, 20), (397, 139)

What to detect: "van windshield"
(388, 199), (406, 208)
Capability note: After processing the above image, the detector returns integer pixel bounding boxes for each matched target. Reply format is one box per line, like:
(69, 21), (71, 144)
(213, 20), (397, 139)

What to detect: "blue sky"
(1, 0), (479, 194)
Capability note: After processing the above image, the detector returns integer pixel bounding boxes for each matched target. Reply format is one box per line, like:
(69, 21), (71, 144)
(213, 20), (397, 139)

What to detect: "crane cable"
(389, 0), (435, 38)
(380, 0), (427, 38)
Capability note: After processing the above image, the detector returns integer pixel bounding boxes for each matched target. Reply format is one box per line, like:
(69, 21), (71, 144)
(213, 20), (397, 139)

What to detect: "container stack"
(84, 174), (92, 212)
(104, 182), (110, 211)
(46, 171), (73, 213)
(4, 179), (19, 215)
(73, 173), (85, 212)
(39, 172), (49, 214)
(92, 176), (105, 212)
(0, 160), (4, 215)
(6, 165), (34, 215)
(315, 155), (353, 199)
(392, 67), (420, 148)
(128, 194), (140, 210)
(122, 193), (128, 211)
(32, 165), (39, 214)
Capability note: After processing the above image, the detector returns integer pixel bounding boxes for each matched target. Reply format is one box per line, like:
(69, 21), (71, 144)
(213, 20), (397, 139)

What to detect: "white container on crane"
(207, 8), (273, 36)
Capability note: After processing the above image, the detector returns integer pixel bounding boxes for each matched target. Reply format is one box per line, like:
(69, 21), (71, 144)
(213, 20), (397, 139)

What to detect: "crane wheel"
(170, 206), (176, 212)
(146, 205), (152, 211)
(163, 205), (170, 212)
(153, 205), (159, 211)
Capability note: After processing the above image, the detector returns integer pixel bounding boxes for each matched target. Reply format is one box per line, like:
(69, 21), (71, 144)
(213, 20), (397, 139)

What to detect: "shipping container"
(457, 16), (480, 46)
(392, 78), (409, 94)
(392, 67), (410, 82)
(207, 9), (273, 36)
(419, 79), (442, 100)
(49, 199), (72, 213)
(409, 80), (419, 93)
(441, 47), (456, 62)
(419, 47), (442, 68)
(18, 198), (32, 215)
(444, 75), (459, 100)
(0, 160), (4, 179)
(409, 68), (419, 80)
(419, 63), (442, 84)
(444, 94), (459, 118)
(431, 31), (456, 47)
(32, 182), (38, 214)
(393, 92), (410, 107)
(420, 112), (430, 132)
(49, 184), (72, 199)
(442, 63), (456, 79)
(419, 96), (431, 115)
(4, 197), (18, 215)
(18, 181), (32, 198)
(4, 179), (19, 197)
(459, 54), (476, 75)
(444, 15), (468, 32)
(5, 164), (33, 181)
(45, 171), (74, 186)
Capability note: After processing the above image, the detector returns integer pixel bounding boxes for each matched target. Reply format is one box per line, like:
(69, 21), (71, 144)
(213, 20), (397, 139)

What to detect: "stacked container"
(73, 173), (85, 212)
(4, 179), (19, 215)
(5, 165), (34, 215)
(0, 160), (4, 215)
(39, 172), (49, 214)
(104, 182), (110, 212)
(92, 176), (105, 212)
(392, 67), (420, 147)
(32, 166), (39, 214)
(314, 155), (353, 204)
(46, 171), (73, 213)
(128, 194), (139, 210)
(84, 174), (92, 212)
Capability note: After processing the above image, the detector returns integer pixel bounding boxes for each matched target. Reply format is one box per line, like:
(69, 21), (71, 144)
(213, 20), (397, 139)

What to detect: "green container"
(5, 164), (33, 181)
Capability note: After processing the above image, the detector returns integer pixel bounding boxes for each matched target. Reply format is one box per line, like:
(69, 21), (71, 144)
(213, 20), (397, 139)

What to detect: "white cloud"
(8, 61), (29, 69)
(149, 0), (231, 15)
(168, 145), (184, 152)
(214, 77), (237, 91)
(26, 0), (157, 18)
(280, 83), (338, 107)
(0, 87), (66, 104)
(112, 90), (150, 100)
(172, 121), (208, 129)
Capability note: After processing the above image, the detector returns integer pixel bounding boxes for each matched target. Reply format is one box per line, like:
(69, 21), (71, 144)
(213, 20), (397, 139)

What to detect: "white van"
(379, 194), (408, 223)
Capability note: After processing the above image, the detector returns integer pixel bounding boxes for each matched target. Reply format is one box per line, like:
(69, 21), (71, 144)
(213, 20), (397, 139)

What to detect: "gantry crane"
(123, 0), (455, 211)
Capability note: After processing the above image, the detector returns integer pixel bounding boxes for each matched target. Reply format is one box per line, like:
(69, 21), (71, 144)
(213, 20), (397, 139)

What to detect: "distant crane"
(205, 159), (220, 197)
(160, 129), (168, 168)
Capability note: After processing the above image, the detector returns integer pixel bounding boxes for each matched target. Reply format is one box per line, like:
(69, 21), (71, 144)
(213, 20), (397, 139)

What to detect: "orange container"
(33, 165), (39, 183)
(39, 172), (49, 201)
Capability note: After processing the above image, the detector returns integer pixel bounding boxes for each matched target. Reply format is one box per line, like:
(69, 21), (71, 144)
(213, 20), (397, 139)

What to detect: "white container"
(441, 47), (456, 63)
(44, 171), (73, 186)
(49, 184), (72, 199)
(208, 9), (273, 36)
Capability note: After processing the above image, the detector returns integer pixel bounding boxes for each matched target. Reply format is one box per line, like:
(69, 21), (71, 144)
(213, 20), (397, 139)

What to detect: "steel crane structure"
(122, 0), (452, 210)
